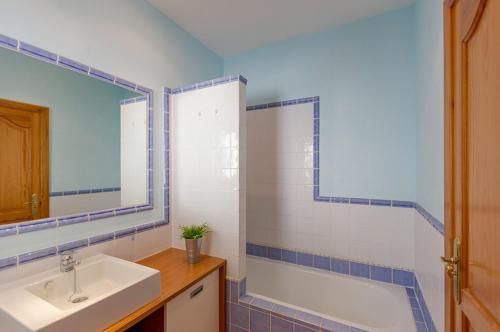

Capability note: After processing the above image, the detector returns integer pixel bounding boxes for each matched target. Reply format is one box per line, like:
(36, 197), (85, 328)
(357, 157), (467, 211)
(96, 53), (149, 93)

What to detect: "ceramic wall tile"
(247, 101), (415, 270)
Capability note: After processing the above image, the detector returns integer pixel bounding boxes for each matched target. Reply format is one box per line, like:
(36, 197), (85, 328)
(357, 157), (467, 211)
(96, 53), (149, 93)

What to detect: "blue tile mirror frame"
(0, 33), (164, 239)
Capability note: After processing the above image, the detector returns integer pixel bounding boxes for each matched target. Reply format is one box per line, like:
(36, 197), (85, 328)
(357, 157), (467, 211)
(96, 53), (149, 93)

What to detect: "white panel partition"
(120, 100), (148, 207)
(170, 80), (246, 279)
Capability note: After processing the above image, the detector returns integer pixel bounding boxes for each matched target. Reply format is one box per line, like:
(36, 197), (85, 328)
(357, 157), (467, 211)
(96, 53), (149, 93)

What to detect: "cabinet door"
(166, 270), (219, 332)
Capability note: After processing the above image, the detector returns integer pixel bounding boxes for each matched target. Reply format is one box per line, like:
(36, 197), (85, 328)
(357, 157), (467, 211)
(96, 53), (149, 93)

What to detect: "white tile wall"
(247, 103), (415, 270)
(415, 212), (444, 332)
(120, 99), (148, 207)
(170, 81), (246, 280)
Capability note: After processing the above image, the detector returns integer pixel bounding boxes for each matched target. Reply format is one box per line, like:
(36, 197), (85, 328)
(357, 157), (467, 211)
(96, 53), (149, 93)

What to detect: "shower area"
(242, 98), (419, 332)
(169, 76), (427, 332)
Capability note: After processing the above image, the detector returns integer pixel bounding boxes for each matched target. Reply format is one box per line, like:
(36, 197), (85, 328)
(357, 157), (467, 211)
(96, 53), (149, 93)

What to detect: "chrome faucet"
(60, 250), (88, 303)
(60, 250), (80, 272)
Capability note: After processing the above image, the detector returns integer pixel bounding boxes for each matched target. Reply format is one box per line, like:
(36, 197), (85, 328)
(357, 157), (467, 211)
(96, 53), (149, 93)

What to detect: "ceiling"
(147, 0), (414, 57)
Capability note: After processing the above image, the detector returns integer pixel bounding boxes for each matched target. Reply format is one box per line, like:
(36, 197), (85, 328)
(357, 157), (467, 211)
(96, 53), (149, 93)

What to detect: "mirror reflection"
(0, 46), (148, 224)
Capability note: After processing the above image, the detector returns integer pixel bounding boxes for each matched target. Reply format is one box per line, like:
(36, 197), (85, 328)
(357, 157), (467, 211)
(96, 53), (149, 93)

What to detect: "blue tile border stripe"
(0, 34), (17, 49)
(0, 225), (18, 237)
(246, 242), (415, 286)
(57, 239), (89, 252)
(49, 187), (121, 197)
(115, 227), (136, 238)
(120, 96), (147, 105)
(415, 203), (444, 235)
(0, 257), (17, 270)
(19, 42), (58, 62)
(18, 219), (57, 234)
(89, 68), (114, 82)
(415, 280), (438, 332)
(163, 87), (171, 225)
(58, 214), (89, 226)
(170, 74), (247, 95)
(89, 233), (114, 245)
(19, 247), (58, 264)
(246, 96), (318, 111)
(58, 56), (89, 74)
(246, 97), (444, 236)
(0, 33), (157, 237)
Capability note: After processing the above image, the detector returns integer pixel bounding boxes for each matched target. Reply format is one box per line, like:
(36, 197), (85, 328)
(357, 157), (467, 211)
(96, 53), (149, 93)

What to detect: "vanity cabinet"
(126, 306), (164, 332)
(103, 249), (226, 332)
(165, 269), (219, 332)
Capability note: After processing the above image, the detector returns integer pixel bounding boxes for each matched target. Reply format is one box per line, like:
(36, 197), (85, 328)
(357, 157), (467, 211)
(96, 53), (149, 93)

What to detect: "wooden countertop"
(104, 248), (226, 332)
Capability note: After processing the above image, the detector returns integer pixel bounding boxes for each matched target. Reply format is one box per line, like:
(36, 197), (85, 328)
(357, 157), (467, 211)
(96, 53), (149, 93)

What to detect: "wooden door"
(444, 0), (500, 331)
(0, 98), (49, 224)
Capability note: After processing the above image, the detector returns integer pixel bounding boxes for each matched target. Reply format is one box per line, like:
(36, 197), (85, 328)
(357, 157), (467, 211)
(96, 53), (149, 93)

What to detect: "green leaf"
(179, 223), (210, 239)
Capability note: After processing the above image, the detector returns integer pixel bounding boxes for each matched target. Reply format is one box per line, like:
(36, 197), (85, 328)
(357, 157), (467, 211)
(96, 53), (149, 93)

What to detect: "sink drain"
(70, 296), (88, 303)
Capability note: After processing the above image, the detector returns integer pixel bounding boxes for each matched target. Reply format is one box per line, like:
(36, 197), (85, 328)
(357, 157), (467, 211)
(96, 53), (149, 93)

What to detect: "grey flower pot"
(185, 238), (203, 264)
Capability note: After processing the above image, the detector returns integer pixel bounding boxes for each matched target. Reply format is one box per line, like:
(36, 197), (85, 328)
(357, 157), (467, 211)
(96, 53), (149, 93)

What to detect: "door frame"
(0, 98), (49, 223)
(444, 1), (456, 330)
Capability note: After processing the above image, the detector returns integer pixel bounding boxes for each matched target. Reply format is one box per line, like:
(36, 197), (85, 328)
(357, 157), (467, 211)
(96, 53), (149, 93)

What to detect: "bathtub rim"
(245, 255), (417, 332)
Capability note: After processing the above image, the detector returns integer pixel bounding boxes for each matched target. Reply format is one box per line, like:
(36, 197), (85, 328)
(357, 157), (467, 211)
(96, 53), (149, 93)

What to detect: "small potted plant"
(179, 223), (210, 264)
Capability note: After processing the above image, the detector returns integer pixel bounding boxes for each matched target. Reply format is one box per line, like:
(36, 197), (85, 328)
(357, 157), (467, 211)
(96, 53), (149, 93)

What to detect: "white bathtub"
(246, 256), (416, 332)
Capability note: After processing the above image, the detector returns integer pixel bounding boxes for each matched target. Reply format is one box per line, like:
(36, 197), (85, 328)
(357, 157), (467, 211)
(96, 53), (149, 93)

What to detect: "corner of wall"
(414, 0), (445, 330)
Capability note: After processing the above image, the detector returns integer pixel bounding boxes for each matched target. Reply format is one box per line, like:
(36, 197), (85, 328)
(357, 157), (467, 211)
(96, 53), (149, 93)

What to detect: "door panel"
(445, 0), (500, 331)
(0, 113), (32, 222)
(466, 0), (500, 326)
(0, 99), (49, 224)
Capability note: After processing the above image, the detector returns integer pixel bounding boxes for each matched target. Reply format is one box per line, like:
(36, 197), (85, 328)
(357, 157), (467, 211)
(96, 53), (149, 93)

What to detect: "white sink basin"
(0, 254), (160, 332)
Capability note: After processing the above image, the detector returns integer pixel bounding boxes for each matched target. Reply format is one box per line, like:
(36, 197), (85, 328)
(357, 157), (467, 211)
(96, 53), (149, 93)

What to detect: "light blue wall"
(0, 47), (140, 191)
(225, 6), (417, 201)
(0, 0), (223, 93)
(415, 0), (444, 221)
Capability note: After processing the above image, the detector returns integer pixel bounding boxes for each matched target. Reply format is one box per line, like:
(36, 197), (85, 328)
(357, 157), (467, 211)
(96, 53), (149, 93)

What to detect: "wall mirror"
(0, 34), (153, 230)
